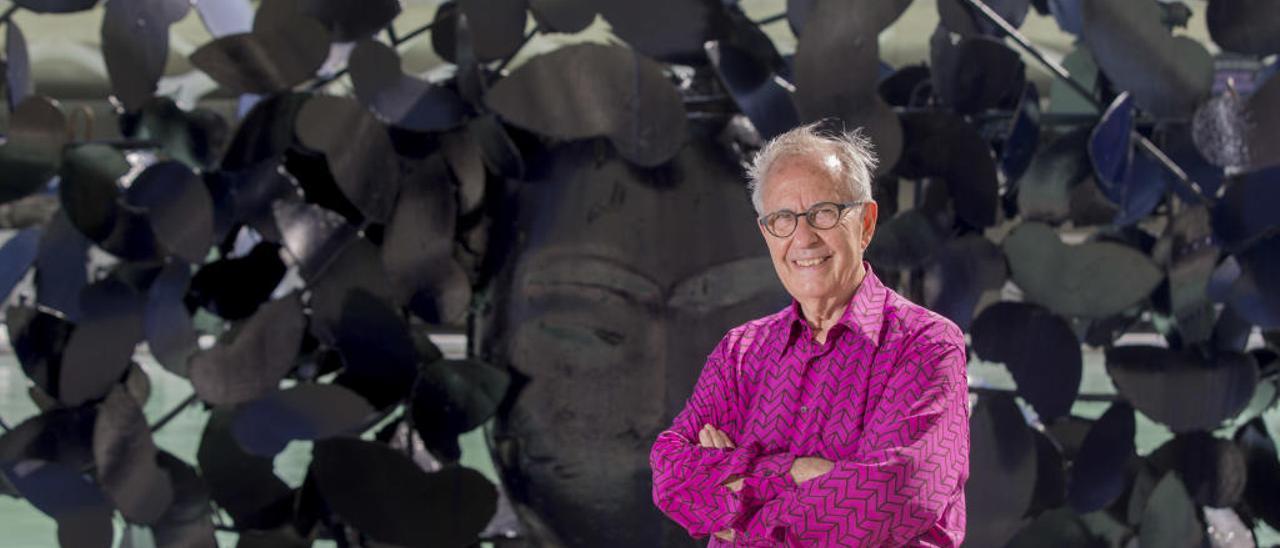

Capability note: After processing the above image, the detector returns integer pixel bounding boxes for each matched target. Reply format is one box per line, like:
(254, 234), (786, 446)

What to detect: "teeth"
(795, 257), (828, 267)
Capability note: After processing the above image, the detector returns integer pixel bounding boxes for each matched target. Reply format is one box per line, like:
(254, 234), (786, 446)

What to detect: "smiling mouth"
(792, 256), (831, 268)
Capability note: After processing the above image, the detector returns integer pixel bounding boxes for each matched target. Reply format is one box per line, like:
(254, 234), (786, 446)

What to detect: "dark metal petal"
(0, 96), (67, 204)
(332, 289), (419, 409)
(92, 386), (174, 524)
(967, 392), (1038, 547)
(59, 278), (146, 406)
(896, 111), (999, 227)
(1106, 345), (1258, 433)
(124, 161), (216, 263)
(528, 0), (595, 33)
(1089, 91), (1135, 191)
(311, 438), (498, 547)
(348, 40), (469, 132)
(380, 156), (469, 324)
(1233, 417), (1280, 531)
(1081, 0), (1213, 119)
(197, 408), (294, 529)
(971, 302), (1081, 422)
(0, 228), (39, 304)
(1003, 221), (1163, 318)
(929, 30), (1026, 114)
(12, 0), (99, 12)
(6, 22), (32, 111)
(190, 20), (330, 95)
(189, 292), (306, 405)
(1138, 472), (1204, 548)
(294, 94), (401, 222)
(1223, 232), (1280, 328)
(412, 359), (511, 454)
(1148, 432), (1247, 508)
(705, 40), (799, 141)
(1068, 401), (1134, 512)
(100, 0), (189, 111)
(922, 235), (1006, 331)
(300, 0), (400, 41)
(1206, 0), (1280, 56)
(230, 384), (376, 457)
(458, 0), (529, 62)
(485, 44), (687, 167)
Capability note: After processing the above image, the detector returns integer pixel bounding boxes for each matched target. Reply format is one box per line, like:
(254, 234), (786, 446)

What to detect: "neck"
(797, 263), (867, 342)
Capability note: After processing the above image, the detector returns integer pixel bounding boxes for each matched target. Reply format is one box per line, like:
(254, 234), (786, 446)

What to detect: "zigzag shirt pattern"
(651, 264), (969, 546)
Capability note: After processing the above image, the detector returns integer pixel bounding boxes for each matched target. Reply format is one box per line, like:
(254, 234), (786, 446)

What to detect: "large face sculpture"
(480, 137), (790, 547)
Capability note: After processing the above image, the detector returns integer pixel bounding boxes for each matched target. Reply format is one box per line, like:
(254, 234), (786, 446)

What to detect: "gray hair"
(746, 121), (879, 214)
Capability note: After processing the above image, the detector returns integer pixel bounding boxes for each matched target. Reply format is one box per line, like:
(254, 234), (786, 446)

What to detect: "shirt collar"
(782, 261), (888, 349)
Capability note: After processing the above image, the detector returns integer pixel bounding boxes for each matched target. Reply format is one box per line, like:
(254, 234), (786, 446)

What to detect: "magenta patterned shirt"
(651, 264), (969, 546)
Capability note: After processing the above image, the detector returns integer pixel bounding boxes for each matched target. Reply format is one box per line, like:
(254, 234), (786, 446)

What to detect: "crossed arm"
(650, 341), (969, 545)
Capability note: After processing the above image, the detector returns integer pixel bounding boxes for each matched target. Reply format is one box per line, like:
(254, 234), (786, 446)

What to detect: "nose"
(790, 217), (821, 246)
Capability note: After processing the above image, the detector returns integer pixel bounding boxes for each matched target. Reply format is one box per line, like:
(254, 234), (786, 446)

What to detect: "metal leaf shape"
(0, 228), (39, 305)
(896, 111), (999, 227)
(300, 0), (400, 41)
(1211, 166), (1280, 253)
(1149, 432), (1247, 508)
(190, 18), (330, 95)
(380, 156), (470, 324)
(922, 235), (1006, 331)
(1106, 345), (1258, 433)
(1080, 0), (1213, 119)
(1233, 418), (1280, 531)
(412, 359), (510, 457)
(1068, 401), (1134, 512)
(124, 161), (215, 263)
(1218, 232), (1280, 328)
(972, 302), (1082, 422)
(58, 144), (159, 260)
(1003, 222), (1162, 318)
(197, 408), (294, 529)
(93, 386), (174, 524)
(705, 40), (798, 141)
(348, 40), (469, 132)
(188, 241), (287, 320)
(332, 289), (419, 409)
(485, 43), (687, 167)
(929, 30), (1026, 114)
(100, 0), (189, 110)
(1206, 0), (1280, 56)
(0, 96), (67, 205)
(294, 94), (401, 223)
(231, 383), (376, 456)
(312, 438), (498, 547)
(967, 392), (1038, 547)
(793, 0), (902, 172)
(59, 278), (145, 406)
(189, 292), (306, 406)
(529, 0), (595, 33)
(142, 263), (198, 377)
(1139, 473), (1204, 548)
(6, 22), (32, 111)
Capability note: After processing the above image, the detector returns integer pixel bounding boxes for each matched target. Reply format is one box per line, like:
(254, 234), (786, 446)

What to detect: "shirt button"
(801, 405), (809, 413)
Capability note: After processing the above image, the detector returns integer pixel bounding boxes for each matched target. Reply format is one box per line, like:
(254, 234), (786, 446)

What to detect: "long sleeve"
(650, 340), (798, 538)
(738, 341), (970, 546)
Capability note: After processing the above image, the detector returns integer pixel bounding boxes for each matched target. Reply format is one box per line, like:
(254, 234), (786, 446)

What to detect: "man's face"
(758, 154), (879, 302)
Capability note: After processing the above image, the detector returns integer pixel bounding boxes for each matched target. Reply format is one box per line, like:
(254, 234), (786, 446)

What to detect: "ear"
(859, 201), (879, 249)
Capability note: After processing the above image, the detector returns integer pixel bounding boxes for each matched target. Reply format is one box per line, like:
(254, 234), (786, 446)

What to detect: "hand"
(698, 424), (735, 449)
(714, 529), (735, 542)
(789, 456), (834, 484)
(698, 425), (745, 492)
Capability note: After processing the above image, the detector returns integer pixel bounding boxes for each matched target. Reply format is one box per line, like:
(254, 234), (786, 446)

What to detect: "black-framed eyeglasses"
(757, 201), (869, 238)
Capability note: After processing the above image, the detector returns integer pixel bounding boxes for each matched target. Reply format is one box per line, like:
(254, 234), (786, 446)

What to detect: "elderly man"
(650, 123), (970, 546)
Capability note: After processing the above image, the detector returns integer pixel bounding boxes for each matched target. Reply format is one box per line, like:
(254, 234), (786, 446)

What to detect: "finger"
(714, 429), (733, 449)
(717, 428), (736, 449)
(711, 427), (735, 449)
(698, 426), (713, 448)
